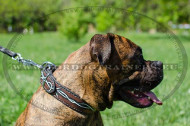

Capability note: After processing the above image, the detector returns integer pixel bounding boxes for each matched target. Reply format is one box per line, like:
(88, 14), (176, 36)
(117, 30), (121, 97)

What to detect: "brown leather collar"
(40, 64), (95, 115)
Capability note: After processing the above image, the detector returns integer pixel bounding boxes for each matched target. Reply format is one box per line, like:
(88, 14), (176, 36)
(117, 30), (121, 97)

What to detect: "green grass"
(0, 32), (189, 126)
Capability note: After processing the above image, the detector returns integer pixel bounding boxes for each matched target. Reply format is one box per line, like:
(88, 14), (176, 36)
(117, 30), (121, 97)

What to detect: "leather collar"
(40, 64), (95, 115)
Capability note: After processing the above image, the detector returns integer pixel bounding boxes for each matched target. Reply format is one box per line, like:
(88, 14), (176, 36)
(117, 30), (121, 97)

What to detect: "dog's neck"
(53, 43), (113, 111)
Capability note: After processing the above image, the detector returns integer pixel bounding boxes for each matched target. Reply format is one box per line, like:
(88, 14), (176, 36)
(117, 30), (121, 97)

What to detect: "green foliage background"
(0, 0), (189, 40)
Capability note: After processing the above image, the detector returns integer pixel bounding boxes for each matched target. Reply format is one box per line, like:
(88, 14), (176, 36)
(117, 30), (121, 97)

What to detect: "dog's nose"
(152, 61), (163, 67)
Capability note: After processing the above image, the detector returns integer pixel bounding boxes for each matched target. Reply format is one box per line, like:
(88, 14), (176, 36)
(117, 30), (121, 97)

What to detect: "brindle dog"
(16, 33), (163, 126)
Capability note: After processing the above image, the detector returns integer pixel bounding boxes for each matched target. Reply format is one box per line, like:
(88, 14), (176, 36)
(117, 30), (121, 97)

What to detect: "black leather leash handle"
(0, 45), (43, 69)
(0, 46), (17, 58)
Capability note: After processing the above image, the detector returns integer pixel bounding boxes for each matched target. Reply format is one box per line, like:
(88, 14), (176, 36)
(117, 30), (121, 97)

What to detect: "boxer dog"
(16, 33), (163, 126)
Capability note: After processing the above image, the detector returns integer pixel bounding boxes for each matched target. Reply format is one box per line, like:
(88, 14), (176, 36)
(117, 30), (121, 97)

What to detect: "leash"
(0, 46), (43, 69)
(0, 45), (94, 115)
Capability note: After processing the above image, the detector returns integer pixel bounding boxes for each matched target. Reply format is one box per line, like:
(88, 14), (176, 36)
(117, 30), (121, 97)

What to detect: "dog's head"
(90, 33), (163, 109)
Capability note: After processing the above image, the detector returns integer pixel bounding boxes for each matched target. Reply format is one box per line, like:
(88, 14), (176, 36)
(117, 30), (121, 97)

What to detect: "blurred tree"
(0, 0), (63, 32)
(0, 0), (189, 38)
(58, 9), (90, 40)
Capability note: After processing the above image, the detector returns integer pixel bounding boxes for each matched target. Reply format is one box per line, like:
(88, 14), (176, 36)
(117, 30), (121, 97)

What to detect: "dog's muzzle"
(114, 61), (163, 108)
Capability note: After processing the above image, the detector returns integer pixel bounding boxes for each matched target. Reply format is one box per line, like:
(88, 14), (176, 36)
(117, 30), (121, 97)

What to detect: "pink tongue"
(144, 91), (162, 105)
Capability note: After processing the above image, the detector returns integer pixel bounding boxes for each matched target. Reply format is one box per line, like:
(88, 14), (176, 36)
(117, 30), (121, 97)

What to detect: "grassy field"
(0, 32), (189, 126)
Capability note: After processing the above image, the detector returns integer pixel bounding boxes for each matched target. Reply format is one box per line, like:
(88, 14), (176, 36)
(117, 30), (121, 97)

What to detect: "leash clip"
(12, 53), (22, 61)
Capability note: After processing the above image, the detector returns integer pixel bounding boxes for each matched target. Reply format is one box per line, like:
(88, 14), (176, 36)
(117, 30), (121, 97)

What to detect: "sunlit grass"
(0, 32), (189, 125)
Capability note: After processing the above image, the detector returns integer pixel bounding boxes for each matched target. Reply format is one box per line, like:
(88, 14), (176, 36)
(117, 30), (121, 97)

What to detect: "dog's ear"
(90, 33), (114, 65)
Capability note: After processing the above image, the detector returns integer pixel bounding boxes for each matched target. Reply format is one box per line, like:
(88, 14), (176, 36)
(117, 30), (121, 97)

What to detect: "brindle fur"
(16, 33), (162, 126)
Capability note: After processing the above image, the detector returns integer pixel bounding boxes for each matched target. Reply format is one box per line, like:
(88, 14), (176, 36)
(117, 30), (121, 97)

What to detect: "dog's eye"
(134, 54), (145, 71)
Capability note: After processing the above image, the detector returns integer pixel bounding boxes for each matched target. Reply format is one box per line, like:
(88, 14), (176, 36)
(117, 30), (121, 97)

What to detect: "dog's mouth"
(111, 60), (163, 108)
(116, 61), (163, 108)
(118, 88), (162, 108)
